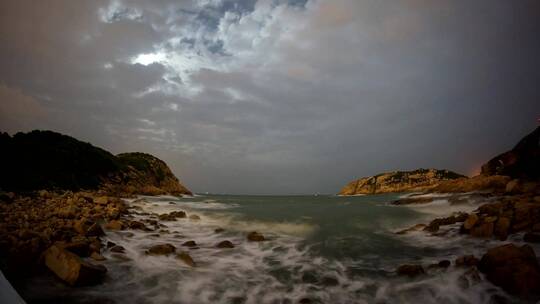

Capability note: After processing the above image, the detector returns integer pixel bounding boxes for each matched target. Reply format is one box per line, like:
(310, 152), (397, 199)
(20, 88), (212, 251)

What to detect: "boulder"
(110, 245), (125, 253)
(463, 214), (478, 230)
(247, 231), (265, 242)
(189, 214), (200, 220)
(214, 228), (225, 233)
(216, 240), (234, 248)
(147, 243), (176, 255)
(44, 245), (107, 286)
(176, 252), (196, 267)
(478, 243), (540, 299)
(494, 217), (511, 241)
(90, 252), (106, 261)
(455, 255), (479, 267)
(396, 264), (425, 277)
(104, 220), (123, 230)
(396, 224), (426, 235)
(62, 241), (91, 257)
(182, 240), (197, 248)
(127, 221), (147, 230)
(470, 221), (494, 238)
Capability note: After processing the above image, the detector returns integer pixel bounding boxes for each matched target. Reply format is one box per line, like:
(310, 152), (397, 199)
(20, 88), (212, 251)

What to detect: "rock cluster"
(460, 194), (540, 241)
(0, 190), (128, 285)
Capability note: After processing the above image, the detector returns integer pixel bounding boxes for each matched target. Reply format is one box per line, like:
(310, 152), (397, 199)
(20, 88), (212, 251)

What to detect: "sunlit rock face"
(339, 168), (466, 195)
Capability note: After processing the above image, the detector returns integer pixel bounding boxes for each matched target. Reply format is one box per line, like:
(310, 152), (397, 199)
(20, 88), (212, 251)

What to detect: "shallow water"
(21, 194), (532, 303)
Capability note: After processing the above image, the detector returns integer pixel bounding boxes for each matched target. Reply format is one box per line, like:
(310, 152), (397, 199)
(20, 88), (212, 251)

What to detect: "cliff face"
(109, 153), (192, 196)
(0, 130), (191, 196)
(481, 126), (540, 180)
(339, 168), (466, 195)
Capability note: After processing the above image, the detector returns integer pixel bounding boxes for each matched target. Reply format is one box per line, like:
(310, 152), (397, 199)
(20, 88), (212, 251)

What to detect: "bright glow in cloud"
(131, 53), (166, 66)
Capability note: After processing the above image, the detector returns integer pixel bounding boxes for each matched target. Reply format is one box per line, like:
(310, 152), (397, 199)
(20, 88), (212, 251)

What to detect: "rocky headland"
(0, 130), (193, 289)
(0, 130), (192, 196)
(389, 126), (540, 300)
(339, 168), (466, 195)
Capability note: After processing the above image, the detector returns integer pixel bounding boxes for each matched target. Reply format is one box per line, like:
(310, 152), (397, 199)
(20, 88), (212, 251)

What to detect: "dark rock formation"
(44, 245), (107, 286)
(0, 130), (191, 196)
(481, 126), (540, 180)
(247, 231), (265, 242)
(478, 243), (540, 300)
(146, 244), (176, 255)
(396, 264), (425, 277)
(339, 169), (466, 195)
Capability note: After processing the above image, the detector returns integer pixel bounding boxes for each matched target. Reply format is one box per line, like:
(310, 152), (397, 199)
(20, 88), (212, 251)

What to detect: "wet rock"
(523, 232), (540, 243)
(298, 298), (312, 304)
(110, 245), (125, 253)
(93, 196), (110, 205)
(127, 220), (147, 231)
(396, 264), (425, 277)
(189, 214), (200, 220)
(216, 240), (234, 248)
(44, 245), (107, 286)
(438, 260), (451, 268)
(458, 268), (482, 289)
(455, 255), (479, 267)
(147, 243), (176, 255)
(391, 197), (434, 205)
(182, 240), (197, 248)
(86, 223), (105, 237)
(247, 231), (265, 242)
(396, 224), (426, 235)
(424, 213), (468, 233)
(463, 214), (478, 230)
(171, 211), (186, 218)
(470, 221), (494, 238)
(104, 220), (123, 231)
(158, 211), (186, 221)
(478, 243), (540, 300)
(106, 241), (116, 248)
(90, 252), (106, 261)
(214, 228), (225, 233)
(62, 241), (91, 257)
(494, 217), (511, 241)
(176, 252), (196, 267)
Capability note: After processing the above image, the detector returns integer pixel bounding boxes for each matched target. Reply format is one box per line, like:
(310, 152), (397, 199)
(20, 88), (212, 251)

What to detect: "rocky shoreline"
(393, 180), (540, 301)
(0, 189), (269, 293)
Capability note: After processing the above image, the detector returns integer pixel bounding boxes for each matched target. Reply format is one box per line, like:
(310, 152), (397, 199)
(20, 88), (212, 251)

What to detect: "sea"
(21, 193), (533, 304)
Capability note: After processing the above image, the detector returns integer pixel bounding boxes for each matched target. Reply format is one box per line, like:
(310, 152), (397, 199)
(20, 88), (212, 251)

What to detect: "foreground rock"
(147, 244), (176, 255)
(176, 252), (196, 267)
(44, 245), (107, 286)
(216, 240), (235, 248)
(339, 168), (465, 195)
(396, 264), (425, 277)
(247, 231), (265, 242)
(478, 244), (540, 300)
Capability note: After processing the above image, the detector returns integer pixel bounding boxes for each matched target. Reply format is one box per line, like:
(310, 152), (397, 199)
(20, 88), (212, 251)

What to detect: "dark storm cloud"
(1, 0), (539, 194)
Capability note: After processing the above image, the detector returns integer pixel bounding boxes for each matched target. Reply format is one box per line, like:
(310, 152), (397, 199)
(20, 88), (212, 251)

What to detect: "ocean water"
(22, 194), (531, 304)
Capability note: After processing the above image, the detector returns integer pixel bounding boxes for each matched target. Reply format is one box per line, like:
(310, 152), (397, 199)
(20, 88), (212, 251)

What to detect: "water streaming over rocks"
(21, 194), (537, 303)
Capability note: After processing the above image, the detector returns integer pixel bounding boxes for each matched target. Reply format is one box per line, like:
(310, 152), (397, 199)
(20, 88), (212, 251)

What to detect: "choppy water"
(21, 194), (534, 303)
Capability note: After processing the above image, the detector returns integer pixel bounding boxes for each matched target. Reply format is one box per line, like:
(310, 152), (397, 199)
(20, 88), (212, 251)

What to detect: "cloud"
(0, 0), (539, 194)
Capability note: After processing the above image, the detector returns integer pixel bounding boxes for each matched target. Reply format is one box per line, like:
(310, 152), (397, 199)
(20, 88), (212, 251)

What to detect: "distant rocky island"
(0, 130), (191, 196)
(339, 168), (466, 195)
(340, 126), (540, 196)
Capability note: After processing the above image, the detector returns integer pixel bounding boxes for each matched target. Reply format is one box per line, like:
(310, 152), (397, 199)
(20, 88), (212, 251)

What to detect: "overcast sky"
(1, 0), (539, 194)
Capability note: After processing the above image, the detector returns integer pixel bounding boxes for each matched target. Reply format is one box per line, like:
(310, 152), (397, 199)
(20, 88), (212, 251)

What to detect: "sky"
(0, 0), (539, 195)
